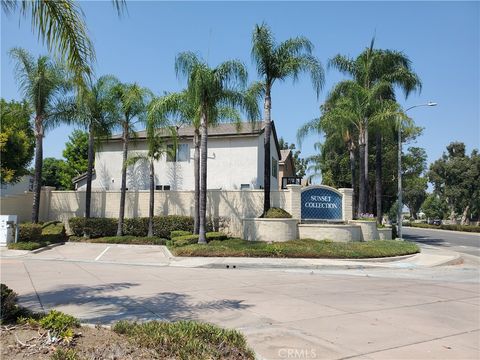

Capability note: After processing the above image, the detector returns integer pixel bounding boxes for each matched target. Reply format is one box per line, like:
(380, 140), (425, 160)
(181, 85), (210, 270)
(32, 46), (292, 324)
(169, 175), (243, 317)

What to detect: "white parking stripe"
(94, 246), (111, 261)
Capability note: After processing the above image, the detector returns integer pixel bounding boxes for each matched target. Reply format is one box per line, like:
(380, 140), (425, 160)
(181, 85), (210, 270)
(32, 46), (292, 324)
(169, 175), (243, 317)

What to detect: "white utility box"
(0, 215), (18, 246)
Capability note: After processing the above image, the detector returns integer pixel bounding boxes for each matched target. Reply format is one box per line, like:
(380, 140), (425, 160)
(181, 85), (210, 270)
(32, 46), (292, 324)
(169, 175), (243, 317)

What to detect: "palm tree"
(75, 75), (120, 219)
(147, 91), (201, 233)
(251, 23), (324, 215)
(2, 0), (126, 85)
(329, 38), (421, 220)
(9, 48), (73, 223)
(112, 83), (152, 236)
(126, 117), (177, 237)
(175, 52), (260, 243)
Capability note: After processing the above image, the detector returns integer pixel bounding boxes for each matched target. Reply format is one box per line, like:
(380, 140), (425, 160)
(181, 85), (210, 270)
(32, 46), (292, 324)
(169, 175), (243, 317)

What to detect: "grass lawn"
(169, 238), (420, 259)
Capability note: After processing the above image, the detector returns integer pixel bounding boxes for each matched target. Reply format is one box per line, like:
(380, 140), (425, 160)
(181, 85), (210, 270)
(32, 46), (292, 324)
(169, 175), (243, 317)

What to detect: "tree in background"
(428, 142), (480, 224)
(0, 99), (34, 184)
(61, 130), (89, 190)
(112, 82), (153, 236)
(10, 48), (73, 223)
(278, 138), (307, 178)
(252, 23), (324, 215)
(175, 52), (260, 243)
(402, 147), (428, 219)
(421, 193), (447, 221)
(41, 157), (67, 189)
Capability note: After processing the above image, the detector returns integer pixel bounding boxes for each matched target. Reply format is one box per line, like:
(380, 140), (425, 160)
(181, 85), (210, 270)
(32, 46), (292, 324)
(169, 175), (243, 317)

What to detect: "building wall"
(0, 176), (32, 197)
(256, 132), (280, 190)
(78, 133), (279, 191)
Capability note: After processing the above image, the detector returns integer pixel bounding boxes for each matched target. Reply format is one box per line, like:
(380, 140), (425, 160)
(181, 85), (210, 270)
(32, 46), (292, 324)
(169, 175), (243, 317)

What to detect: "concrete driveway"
(1, 243), (479, 359)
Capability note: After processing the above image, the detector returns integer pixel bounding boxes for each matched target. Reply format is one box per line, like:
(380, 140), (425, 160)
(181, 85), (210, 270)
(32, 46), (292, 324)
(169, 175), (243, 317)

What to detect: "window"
(271, 157), (278, 178)
(155, 185), (171, 190)
(240, 184), (250, 190)
(167, 144), (189, 162)
(155, 185), (162, 190)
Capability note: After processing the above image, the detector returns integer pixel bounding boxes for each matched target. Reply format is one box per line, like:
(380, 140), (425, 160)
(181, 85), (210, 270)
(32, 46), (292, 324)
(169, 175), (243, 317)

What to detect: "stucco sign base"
(298, 223), (363, 242)
(243, 218), (299, 242)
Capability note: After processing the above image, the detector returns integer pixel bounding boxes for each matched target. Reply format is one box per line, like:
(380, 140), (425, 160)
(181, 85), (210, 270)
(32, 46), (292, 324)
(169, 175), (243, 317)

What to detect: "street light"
(397, 102), (437, 239)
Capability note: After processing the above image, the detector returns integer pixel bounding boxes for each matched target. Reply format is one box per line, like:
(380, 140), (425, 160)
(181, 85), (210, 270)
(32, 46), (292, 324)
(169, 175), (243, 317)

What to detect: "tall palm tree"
(10, 48), (73, 223)
(112, 83), (152, 236)
(148, 91), (202, 234)
(75, 75), (120, 219)
(251, 23), (324, 214)
(175, 52), (260, 243)
(329, 38), (421, 219)
(2, 0), (126, 85)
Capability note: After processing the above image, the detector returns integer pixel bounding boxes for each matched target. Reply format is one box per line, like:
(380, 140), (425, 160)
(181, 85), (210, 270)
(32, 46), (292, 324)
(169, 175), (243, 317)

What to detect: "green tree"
(175, 52), (260, 243)
(10, 48), (73, 223)
(112, 82), (152, 236)
(41, 157), (67, 189)
(402, 147), (427, 219)
(0, 99), (34, 183)
(329, 39), (421, 220)
(278, 138), (307, 178)
(428, 142), (480, 224)
(252, 23), (324, 214)
(61, 130), (89, 190)
(421, 193), (447, 221)
(2, 0), (125, 85)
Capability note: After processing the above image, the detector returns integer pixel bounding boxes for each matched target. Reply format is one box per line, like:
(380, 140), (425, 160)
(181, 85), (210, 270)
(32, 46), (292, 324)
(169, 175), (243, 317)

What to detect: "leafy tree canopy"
(62, 130), (89, 189)
(402, 147), (428, 219)
(0, 99), (35, 183)
(41, 157), (67, 190)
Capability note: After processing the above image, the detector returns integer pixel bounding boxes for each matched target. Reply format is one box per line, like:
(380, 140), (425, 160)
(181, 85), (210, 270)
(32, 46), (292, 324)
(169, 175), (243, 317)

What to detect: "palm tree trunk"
(31, 117), (43, 223)
(85, 123), (95, 219)
(375, 132), (383, 225)
(364, 118), (369, 213)
(117, 122), (129, 236)
(348, 142), (357, 218)
(148, 157), (154, 237)
(263, 87), (272, 215)
(358, 128), (366, 215)
(193, 129), (200, 234)
(198, 113), (208, 244)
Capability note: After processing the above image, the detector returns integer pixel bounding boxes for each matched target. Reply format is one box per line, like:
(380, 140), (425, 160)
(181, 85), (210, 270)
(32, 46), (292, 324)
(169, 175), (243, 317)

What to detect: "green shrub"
(152, 216), (194, 238)
(1, 284), (18, 323)
(39, 310), (79, 340)
(18, 223), (42, 242)
(113, 320), (255, 359)
(170, 230), (191, 238)
(41, 221), (66, 243)
(8, 242), (44, 251)
(405, 222), (480, 233)
(69, 217), (118, 238)
(263, 208), (292, 218)
(50, 348), (79, 360)
(171, 232), (229, 247)
(123, 217), (149, 237)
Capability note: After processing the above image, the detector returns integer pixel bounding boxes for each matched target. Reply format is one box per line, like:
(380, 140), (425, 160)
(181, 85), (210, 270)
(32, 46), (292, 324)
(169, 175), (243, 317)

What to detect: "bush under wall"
(18, 223), (42, 242)
(262, 208), (292, 219)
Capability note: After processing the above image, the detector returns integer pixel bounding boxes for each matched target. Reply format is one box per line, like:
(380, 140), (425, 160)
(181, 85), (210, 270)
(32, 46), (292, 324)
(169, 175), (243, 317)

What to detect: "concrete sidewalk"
(0, 242), (462, 270)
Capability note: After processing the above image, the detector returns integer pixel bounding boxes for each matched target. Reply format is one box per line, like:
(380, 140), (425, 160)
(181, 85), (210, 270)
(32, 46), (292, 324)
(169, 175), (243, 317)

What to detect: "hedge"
(18, 223), (42, 242)
(41, 221), (66, 243)
(68, 216), (199, 239)
(406, 222), (480, 233)
(170, 232), (229, 247)
(262, 208), (292, 218)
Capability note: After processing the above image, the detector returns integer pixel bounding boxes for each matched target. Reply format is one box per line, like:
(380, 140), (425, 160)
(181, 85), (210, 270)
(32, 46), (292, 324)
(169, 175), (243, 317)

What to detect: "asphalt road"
(403, 226), (480, 257)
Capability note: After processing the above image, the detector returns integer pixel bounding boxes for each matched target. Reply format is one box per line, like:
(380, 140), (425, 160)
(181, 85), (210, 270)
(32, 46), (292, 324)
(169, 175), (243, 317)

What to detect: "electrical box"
(0, 215), (18, 246)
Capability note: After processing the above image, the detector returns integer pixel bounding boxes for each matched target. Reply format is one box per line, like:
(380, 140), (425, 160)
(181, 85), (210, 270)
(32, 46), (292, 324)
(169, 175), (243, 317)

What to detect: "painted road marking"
(94, 246), (111, 261)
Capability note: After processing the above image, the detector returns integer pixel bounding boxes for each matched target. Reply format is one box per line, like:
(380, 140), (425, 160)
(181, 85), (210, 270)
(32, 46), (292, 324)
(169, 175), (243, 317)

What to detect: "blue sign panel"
(301, 187), (343, 220)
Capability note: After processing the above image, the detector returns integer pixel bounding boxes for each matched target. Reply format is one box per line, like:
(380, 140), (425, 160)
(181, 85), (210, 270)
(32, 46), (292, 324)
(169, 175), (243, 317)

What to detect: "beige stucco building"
(75, 121), (282, 192)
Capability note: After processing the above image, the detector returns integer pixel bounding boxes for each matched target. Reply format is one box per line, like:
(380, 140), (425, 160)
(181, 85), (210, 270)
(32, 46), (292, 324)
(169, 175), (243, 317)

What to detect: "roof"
(72, 170), (95, 184)
(279, 149), (292, 164)
(108, 121), (282, 158)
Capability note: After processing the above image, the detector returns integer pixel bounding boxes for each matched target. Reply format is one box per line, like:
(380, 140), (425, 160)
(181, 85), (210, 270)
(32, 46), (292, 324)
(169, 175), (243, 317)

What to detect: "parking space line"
(94, 246), (111, 261)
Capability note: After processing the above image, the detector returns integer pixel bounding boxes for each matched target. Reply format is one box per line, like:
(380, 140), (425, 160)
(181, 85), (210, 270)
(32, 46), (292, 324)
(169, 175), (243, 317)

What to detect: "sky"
(1, 1), (479, 175)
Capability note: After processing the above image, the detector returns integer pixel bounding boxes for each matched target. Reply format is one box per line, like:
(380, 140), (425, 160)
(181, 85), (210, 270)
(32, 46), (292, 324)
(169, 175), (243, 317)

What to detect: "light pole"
(397, 101), (437, 239)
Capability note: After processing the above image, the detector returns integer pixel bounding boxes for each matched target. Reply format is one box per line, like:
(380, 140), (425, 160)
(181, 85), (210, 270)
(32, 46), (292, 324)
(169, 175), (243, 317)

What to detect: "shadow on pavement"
(403, 233), (447, 247)
(19, 282), (251, 324)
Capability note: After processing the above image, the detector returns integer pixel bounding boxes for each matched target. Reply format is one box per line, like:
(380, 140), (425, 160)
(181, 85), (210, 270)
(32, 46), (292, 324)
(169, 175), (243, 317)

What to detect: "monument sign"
(301, 186), (343, 220)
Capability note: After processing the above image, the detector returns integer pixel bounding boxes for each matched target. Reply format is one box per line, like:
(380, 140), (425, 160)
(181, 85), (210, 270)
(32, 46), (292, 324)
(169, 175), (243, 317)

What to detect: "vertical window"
(272, 158), (278, 178)
(177, 144), (189, 162)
